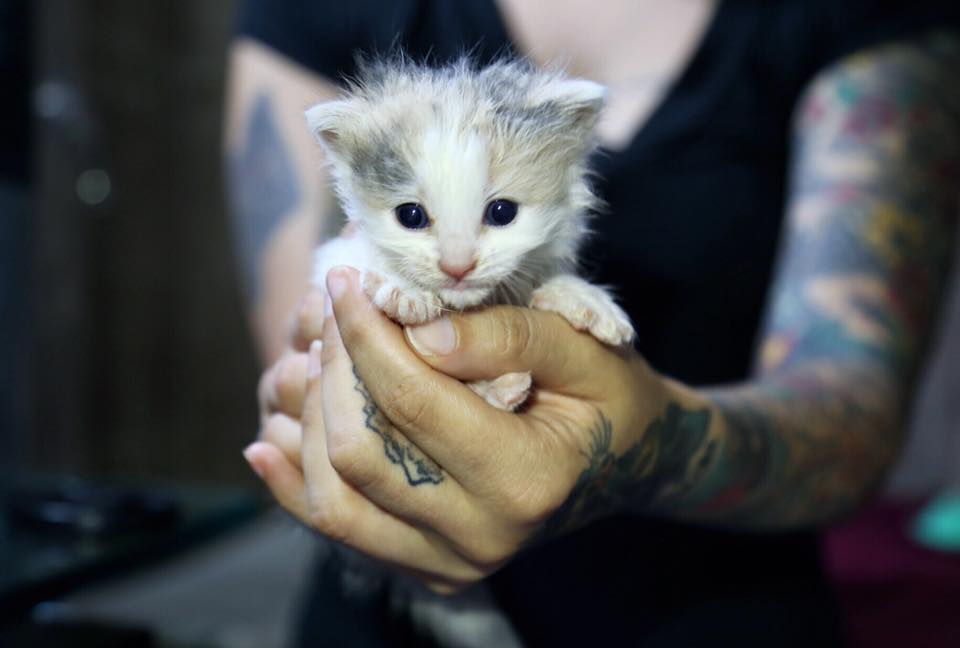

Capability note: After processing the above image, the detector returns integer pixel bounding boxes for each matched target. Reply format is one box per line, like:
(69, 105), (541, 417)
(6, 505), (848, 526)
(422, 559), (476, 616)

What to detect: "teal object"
(912, 490), (960, 553)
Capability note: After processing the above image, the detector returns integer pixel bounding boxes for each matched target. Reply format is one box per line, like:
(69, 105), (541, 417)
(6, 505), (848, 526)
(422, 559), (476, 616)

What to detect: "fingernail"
(243, 444), (264, 478)
(327, 267), (349, 301)
(405, 318), (457, 356)
(323, 293), (333, 318)
(307, 340), (323, 379)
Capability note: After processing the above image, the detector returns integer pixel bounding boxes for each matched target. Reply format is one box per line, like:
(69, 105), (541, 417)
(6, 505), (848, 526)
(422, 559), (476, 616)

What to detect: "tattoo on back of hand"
(540, 404), (712, 540)
(352, 366), (444, 486)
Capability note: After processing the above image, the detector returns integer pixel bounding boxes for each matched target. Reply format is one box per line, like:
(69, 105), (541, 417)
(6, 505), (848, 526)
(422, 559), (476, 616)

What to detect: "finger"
(290, 289), (327, 352)
(243, 441), (311, 521)
(324, 267), (521, 477)
(316, 294), (480, 539)
(300, 338), (332, 491)
(260, 353), (309, 419)
(404, 305), (632, 399)
(259, 413), (303, 469)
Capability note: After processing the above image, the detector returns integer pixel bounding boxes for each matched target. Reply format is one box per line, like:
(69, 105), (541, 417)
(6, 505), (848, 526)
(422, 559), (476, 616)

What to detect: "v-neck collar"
(488, 0), (731, 157)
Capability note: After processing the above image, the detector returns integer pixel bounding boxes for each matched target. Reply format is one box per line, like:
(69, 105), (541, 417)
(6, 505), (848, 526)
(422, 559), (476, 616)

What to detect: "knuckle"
(326, 430), (376, 486)
(275, 355), (306, 400)
(459, 537), (511, 571)
(259, 413), (287, 444)
(379, 376), (430, 430)
(497, 309), (538, 363)
(296, 301), (324, 341)
(307, 494), (352, 545)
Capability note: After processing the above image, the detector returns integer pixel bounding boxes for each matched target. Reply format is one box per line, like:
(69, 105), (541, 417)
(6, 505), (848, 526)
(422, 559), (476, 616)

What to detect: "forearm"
(676, 364), (902, 528)
(224, 38), (341, 364)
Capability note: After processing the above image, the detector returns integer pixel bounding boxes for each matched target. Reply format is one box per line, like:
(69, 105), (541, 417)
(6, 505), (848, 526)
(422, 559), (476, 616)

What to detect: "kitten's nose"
(439, 260), (477, 282)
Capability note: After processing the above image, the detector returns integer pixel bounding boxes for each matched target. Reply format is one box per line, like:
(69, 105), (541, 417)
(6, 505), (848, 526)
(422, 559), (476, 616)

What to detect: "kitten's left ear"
(529, 78), (606, 133)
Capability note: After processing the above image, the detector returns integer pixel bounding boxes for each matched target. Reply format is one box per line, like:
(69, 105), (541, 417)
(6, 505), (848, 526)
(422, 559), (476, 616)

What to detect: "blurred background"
(1, 1), (959, 647)
(2, 2), (319, 647)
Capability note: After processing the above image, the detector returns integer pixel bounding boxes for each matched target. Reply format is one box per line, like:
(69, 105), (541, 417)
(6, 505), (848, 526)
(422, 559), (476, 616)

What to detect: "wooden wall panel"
(30, 0), (262, 486)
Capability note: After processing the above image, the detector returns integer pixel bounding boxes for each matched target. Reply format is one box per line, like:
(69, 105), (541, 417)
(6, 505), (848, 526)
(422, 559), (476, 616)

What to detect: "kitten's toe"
(467, 372), (531, 411)
(361, 271), (387, 301)
(395, 291), (442, 324)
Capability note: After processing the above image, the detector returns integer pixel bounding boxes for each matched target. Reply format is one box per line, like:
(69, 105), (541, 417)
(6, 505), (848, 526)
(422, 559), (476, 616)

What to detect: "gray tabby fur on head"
(306, 56), (605, 308)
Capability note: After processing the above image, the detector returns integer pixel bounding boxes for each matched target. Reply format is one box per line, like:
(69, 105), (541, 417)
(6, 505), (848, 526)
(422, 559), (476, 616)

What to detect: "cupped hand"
(245, 266), (668, 590)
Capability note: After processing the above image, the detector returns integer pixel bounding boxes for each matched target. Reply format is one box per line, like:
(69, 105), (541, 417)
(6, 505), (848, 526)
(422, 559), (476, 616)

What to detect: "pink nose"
(439, 260), (476, 282)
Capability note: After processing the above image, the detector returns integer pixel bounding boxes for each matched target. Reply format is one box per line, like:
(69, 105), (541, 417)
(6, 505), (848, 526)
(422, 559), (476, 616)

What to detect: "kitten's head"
(306, 58), (604, 309)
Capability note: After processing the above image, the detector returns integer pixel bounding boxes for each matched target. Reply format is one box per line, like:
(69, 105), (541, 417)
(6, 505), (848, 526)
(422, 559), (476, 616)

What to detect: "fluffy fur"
(307, 57), (633, 408)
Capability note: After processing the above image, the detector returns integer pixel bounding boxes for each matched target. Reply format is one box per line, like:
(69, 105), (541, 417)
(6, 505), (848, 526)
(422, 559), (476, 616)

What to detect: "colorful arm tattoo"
(697, 33), (960, 526)
(550, 34), (960, 533)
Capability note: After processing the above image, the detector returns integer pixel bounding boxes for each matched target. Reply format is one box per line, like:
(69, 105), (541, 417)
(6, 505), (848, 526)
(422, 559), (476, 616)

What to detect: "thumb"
(403, 305), (626, 398)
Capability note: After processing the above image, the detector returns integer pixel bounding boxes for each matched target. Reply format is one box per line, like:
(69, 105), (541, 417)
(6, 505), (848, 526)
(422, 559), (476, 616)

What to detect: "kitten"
(307, 58), (633, 409)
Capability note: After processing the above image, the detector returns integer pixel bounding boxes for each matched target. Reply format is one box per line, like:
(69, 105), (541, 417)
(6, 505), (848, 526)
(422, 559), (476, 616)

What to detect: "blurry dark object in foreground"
(7, 482), (180, 537)
(0, 618), (156, 648)
(0, 476), (259, 625)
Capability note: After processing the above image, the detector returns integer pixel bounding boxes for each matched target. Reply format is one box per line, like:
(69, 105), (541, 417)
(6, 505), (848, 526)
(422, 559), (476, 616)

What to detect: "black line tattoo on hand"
(352, 366), (444, 486)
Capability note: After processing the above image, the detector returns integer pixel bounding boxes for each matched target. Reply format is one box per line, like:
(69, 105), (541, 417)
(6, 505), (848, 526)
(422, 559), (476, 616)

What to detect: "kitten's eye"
(395, 203), (430, 229)
(483, 199), (518, 227)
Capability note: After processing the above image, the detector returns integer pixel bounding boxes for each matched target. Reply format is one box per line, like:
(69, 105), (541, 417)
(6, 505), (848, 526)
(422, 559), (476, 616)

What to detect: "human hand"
(245, 267), (671, 591)
(255, 289), (326, 466)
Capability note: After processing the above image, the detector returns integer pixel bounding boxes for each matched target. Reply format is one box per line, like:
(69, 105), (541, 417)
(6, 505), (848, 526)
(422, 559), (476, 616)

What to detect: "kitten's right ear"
(528, 78), (606, 136)
(305, 100), (354, 161)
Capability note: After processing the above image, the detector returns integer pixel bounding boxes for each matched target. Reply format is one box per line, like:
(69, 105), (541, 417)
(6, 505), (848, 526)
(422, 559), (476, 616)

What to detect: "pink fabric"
(823, 498), (960, 648)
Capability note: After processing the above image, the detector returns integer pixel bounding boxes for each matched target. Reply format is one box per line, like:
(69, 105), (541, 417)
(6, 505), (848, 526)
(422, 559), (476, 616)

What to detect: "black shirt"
(237, 1), (960, 645)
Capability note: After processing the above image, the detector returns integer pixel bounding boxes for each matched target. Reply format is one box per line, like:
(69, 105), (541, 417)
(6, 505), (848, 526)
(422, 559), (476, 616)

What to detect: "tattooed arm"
(614, 35), (960, 529)
(224, 39), (342, 364)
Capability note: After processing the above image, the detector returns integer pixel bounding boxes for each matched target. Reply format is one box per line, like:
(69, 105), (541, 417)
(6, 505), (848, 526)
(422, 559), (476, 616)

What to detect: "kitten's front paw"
(467, 372), (532, 411)
(362, 272), (442, 325)
(531, 275), (634, 346)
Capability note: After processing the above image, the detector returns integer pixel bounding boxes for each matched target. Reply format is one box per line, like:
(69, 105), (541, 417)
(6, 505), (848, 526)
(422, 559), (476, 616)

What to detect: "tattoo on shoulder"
(352, 366), (444, 487)
(539, 404), (712, 540)
(228, 92), (302, 300)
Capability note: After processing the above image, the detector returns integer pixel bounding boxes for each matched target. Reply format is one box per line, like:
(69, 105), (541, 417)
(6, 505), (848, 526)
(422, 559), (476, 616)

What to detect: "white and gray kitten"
(307, 58), (633, 409)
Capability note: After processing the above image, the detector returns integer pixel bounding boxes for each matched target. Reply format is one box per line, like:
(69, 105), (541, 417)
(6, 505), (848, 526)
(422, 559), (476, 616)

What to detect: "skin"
(242, 35), (960, 591)
(224, 39), (341, 364)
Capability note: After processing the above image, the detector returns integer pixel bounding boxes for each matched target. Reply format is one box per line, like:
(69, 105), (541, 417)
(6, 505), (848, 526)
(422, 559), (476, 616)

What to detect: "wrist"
(626, 369), (722, 516)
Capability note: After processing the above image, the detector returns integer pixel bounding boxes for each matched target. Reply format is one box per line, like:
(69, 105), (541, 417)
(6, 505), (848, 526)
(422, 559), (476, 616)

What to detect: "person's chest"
(494, 0), (719, 150)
